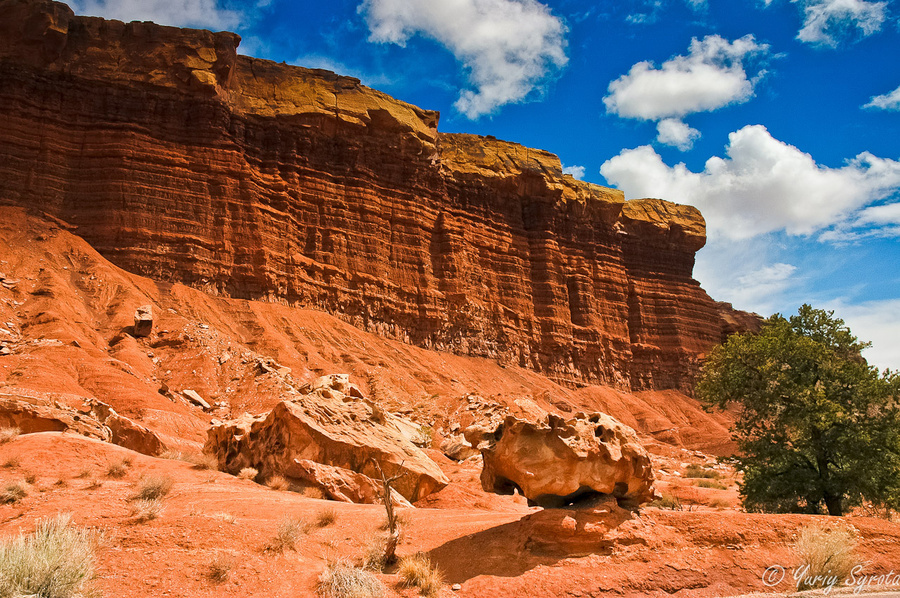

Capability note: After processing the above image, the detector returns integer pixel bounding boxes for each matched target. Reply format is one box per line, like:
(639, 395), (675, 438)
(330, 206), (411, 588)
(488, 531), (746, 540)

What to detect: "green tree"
(697, 304), (900, 516)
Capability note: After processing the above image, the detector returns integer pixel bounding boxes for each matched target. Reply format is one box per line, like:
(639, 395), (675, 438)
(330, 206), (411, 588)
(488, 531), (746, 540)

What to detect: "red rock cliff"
(0, 0), (759, 392)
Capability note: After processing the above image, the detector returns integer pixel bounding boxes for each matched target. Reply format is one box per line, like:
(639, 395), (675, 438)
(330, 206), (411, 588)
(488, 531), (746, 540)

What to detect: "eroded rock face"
(0, 0), (760, 393)
(479, 412), (656, 507)
(204, 376), (448, 503)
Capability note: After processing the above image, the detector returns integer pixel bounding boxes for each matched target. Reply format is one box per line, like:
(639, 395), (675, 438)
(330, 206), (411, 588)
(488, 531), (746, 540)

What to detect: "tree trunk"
(824, 492), (843, 516)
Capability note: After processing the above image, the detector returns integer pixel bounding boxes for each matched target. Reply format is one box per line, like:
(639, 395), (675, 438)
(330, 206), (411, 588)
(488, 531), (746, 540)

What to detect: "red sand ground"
(2, 433), (899, 598)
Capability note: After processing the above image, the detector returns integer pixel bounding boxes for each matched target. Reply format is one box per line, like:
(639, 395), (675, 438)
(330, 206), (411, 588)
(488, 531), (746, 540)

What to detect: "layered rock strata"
(0, 0), (759, 392)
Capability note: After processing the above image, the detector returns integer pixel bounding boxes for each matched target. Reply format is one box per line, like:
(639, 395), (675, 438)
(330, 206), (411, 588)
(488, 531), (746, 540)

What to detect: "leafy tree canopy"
(697, 304), (900, 516)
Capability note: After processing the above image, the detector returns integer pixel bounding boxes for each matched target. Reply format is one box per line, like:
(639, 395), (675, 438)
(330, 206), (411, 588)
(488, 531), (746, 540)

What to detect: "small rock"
(452, 584), (462, 591)
(182, 389), (211, 410)
(0, 346), (10, 356)
(133, 305), (153, 337)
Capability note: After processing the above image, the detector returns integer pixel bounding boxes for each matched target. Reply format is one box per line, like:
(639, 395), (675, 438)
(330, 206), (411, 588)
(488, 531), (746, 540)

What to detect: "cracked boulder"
(204, 375), (448, 503)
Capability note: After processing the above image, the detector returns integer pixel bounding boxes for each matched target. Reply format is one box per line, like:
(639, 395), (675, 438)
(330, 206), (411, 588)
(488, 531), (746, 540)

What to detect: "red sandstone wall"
(0, 0), (760, 392)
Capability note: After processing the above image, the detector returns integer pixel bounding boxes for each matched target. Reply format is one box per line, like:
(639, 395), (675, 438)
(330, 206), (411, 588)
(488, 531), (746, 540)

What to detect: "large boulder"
(478, 412), (657, 507)
(204, 375), (448, 503)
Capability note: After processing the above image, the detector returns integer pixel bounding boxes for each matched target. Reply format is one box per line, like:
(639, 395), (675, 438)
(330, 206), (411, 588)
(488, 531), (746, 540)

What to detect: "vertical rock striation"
(0, 0), (759, 392)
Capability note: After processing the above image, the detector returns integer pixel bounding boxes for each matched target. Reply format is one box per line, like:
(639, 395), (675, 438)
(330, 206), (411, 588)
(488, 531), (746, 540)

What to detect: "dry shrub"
(709, 498), (731, 509)
(133, 475), (173, 501)
(378, 509), (410, 531)
(106, 458), (131, 479)
(315, 507), (337, 528)
(131, 498), (164, 522)
(266, 475), (290, 491)
(0, 427), (20, 444)
(237, 467), (258, 481)
(189, 453), (219, 471)
(266, 517), (310, 553)
(316, 560), (383, 598)
(360, 534), (389, 572)
(695, 479), (727, 490)
(0, 482), (26, 505)
(398, 552), (443, 598)
(793, 523), (858, 590)
(207, 553), (232, 584)
(683, 464), (721, 479)
(650, 493), (682, 510)
(0, 513), (97, 598)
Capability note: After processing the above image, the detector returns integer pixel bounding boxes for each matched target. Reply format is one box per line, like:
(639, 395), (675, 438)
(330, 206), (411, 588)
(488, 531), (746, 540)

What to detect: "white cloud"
(603, 35), (769, 122)
(863, 84), (900, 111)
(562, 164), (586, 179)
(794, 0), (887, 47)
(600, 125), (900, 240)
(360, 0), (567, 119)
(71, 0), (241, 30)
(825, 299), (900, 371)
(656, 118), (701, 150)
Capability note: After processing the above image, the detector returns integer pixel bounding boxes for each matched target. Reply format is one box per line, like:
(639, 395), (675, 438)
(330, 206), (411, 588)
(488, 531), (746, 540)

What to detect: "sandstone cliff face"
(0, 0), (758, 392)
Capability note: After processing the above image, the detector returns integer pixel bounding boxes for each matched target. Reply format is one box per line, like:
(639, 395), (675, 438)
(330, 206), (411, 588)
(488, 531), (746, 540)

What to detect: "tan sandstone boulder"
(478, 412), (657, 507)
(204, 375), (448, 503)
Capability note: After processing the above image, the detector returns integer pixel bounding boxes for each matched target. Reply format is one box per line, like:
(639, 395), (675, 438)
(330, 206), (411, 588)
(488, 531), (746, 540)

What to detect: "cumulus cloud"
(603, 35), (769, 150)
(600, 124), (900, 240)
(864, 84), (900, 111)
(562, 164), (586, 179)
(825, 299), (900, 370)
(656, 118), (701, 150)
(794, 0), (888, 47)
(360, 0), (567, 119)
(71, 0), (241, 30)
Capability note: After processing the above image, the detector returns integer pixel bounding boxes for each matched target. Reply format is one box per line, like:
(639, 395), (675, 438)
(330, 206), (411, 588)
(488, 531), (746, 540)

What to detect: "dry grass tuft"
(206, 553), (233, 584)
(0, 427), (20, 444)
(2, 457), (19, 469)
(76, 469), (92, 479)
(793, 523), (858, 591)
(85, 480), (103, 491)
(189, 453), (219, 471)
(266, 475), (290, 491)
(314, 507), (338, 528)
(0, 482), (26, 505)
(397, 552), (443, 598)
(106, 458), (132, 479)
(683, 464), (721, 479)
(316, 560), (383, 598)
(360, 534), (389, 572)
(0, 513), (97, 598)
(650, 493), (682, 510)
(133, 475), (173, 501)
(266, 516), (311, 553)
(695, 479), (727, 490)
(22, 472), (36, 485)
(378, 509), (410, 531)
(237, 467), (259, 481)
(131, 498), (164, 522)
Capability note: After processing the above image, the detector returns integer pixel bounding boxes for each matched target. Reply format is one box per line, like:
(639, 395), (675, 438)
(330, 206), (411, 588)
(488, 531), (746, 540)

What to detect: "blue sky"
(70, 0), (900, 370)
